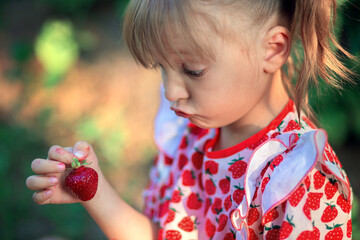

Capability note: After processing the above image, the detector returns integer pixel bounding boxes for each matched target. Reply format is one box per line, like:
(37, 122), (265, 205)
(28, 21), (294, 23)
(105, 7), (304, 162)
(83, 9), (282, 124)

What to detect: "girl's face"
(159, 32), (273, 130)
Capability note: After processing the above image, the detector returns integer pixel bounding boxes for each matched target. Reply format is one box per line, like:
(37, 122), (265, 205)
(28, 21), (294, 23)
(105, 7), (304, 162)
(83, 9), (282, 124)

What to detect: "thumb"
(72, 141), (93, 161)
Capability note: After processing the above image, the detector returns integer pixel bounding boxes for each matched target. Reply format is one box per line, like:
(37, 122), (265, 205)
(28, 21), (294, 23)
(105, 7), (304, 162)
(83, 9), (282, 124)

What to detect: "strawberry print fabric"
(143, 100), (352, 240)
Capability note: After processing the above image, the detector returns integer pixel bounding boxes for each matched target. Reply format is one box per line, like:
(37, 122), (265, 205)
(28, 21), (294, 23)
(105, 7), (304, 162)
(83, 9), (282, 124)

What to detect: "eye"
(183, 67), (205, 78)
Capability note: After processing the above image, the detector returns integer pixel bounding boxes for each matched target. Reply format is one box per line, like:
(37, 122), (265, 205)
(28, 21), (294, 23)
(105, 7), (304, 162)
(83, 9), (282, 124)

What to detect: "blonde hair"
(123, 0), (354, 117)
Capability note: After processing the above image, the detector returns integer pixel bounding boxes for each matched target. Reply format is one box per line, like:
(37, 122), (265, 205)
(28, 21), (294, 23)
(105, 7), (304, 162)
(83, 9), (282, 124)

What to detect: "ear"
(262, 26), (291, 73)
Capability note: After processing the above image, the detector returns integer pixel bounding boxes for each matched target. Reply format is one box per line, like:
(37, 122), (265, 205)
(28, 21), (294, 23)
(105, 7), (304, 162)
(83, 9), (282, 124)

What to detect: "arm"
(26, 141), (158, 240)
(81, 169), (159, 240)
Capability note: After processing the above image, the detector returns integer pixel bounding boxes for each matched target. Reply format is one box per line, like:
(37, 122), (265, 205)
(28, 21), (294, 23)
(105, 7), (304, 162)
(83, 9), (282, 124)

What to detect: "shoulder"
(259, 129), (351, 216)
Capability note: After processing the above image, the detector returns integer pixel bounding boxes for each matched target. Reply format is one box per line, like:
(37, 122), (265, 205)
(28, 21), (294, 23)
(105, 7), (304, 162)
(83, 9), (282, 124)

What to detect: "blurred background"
(0, 0), (359, 239)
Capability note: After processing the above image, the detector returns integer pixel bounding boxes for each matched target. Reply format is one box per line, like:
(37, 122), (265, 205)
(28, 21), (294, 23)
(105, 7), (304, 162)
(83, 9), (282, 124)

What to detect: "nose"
(162, 69), (189, 102)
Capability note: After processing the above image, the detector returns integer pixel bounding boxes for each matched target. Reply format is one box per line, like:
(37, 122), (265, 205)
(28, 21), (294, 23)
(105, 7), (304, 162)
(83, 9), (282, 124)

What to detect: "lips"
(171, 108), (192, 118)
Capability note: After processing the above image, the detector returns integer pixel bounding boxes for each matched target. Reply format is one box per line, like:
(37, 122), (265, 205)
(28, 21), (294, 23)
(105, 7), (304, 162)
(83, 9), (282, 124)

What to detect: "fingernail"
(49, 177), (58, 185)
(58, 163), (65, 170)
(74, 151), (86, 160)
(45, 190), (52, 197)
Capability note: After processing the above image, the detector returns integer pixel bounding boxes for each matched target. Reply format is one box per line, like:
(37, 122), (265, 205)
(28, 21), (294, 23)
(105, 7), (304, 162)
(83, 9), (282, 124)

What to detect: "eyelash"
(156, 63), (205, 78)
(183, 67), (205, 78)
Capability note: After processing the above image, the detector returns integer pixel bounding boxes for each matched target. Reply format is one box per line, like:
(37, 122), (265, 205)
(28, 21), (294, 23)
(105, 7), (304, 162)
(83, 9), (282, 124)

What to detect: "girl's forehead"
(154, 25), (217, 65)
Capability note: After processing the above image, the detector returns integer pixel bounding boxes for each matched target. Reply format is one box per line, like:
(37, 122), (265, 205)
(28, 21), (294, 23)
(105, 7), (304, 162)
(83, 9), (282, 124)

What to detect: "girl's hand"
(26, 141), (103, 205)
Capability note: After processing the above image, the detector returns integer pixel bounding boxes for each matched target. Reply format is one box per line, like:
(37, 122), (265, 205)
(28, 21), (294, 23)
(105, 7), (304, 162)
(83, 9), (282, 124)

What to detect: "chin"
(189, 118), (219, 130)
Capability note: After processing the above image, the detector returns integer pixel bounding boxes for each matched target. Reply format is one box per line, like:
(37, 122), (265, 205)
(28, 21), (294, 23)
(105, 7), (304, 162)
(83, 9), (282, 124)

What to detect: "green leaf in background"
(35, 19), (79, 87)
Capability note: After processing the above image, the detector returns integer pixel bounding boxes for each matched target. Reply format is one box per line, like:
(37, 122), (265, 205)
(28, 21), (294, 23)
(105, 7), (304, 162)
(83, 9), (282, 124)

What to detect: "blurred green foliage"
(35, 20), (79, 87)
(0, 0), (359, 239)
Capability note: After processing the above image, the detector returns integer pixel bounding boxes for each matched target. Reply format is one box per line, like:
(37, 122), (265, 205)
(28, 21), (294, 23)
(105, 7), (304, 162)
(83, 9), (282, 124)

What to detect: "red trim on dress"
(205, 99), (294, 159)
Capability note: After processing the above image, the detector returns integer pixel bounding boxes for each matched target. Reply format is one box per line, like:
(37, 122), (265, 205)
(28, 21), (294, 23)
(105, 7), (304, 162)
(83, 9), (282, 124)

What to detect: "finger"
(32, 189), (53, 205)
(72, 141), (93, 161)
(48, 145), (74, 165)
(31, 158), (66, 174)
(26, 175), (58, 191)
(63, 147), (73, 153)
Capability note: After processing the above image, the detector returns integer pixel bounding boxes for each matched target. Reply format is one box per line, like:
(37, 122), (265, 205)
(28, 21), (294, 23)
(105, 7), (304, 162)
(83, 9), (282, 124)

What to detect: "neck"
(214, 70), (289, 151)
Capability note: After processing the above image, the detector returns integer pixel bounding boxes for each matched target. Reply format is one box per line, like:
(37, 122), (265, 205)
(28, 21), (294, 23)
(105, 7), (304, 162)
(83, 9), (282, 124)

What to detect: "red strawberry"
(347, 220), (352, 238)
(211, 197), (223, 214)
(204, 198), (212, 215)
(289, 133), (300, 146)
(179, 136), (188, 149)
(228, 156), (247, 179)
(306, 192), (323, 210)
(187, 193), (202, 210)
(164, 155), (173, 165)
(191, 149), (203, 170)
(288, 184), (306, 207)
(303, 203), (311, 220)
(167, 172), (174, 187)
(160, 185), (167, 198)
(219, 176), (231, 194)
(171, 188), (183, 203)
(205, 178), (217, 195)
(261, 175), (270, 193)
(165, 209), (176, 224)
(259, 224), (264, 232)
(304, 176), (311, 190)
(159, 199), (171, 218)
(247, 204), (260, 226)
(217, 214), (228, 231)
(158, 228), (164, 240)
(270, 155), (283, 170)
(224, 195), (232, 211)
(281, 201), (287, 212)
(283, 120), (301, 132)
(178, 153), (188, 170)
(205, 160), (219, 175)
(297, 226), (320, 240)
(270, 132), (281, 139)
(205, 219), (216, 238)
(233, 184), (245, 204)
(249, 134), (269, 150)
(313, 171), (326, 190)
(224, 231), (236, 240)
(182, 170), (196, 186)
(337, 194), (351, 213)
(165, 230), (182, 240)
(64, 158), (98, 201)
(265, 225), (281, 240)
(198, 172), (204, 190)
(252, 187), (259, 201)
(261, 162), (270, 178)
(325, 224), (343, 240)
(248, 228), (259, 240)
(178, 216), (195, 232)
(321, 202), (338, 222)
(279, 215), (295, 239)
(189, 125), (208, 139)
(263, 208), (279, 225)
(325, 179), (338, 199)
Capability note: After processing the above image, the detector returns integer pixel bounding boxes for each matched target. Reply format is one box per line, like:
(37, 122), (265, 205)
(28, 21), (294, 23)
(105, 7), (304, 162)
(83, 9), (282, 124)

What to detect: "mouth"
(171, 108), (192, 118)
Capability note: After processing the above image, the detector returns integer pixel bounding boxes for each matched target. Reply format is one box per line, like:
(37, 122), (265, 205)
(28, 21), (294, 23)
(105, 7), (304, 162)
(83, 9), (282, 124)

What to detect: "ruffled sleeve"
(248, 130), (352, 239)
(154, 85), (189, 158)
(229, 130), (352, 239)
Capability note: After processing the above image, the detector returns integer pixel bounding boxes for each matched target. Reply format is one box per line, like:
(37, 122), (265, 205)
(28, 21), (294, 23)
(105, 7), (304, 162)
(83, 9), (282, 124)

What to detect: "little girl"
(26, 0), (354, 239)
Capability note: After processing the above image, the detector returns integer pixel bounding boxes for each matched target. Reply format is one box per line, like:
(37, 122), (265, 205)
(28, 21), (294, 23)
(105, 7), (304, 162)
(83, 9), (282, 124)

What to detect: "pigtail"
(287, 0), (355, 118)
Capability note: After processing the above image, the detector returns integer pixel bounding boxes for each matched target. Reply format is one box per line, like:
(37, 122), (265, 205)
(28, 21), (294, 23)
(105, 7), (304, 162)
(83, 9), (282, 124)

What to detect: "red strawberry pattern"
(142, 100), (352, 239)
(279, 215), (295, 239)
